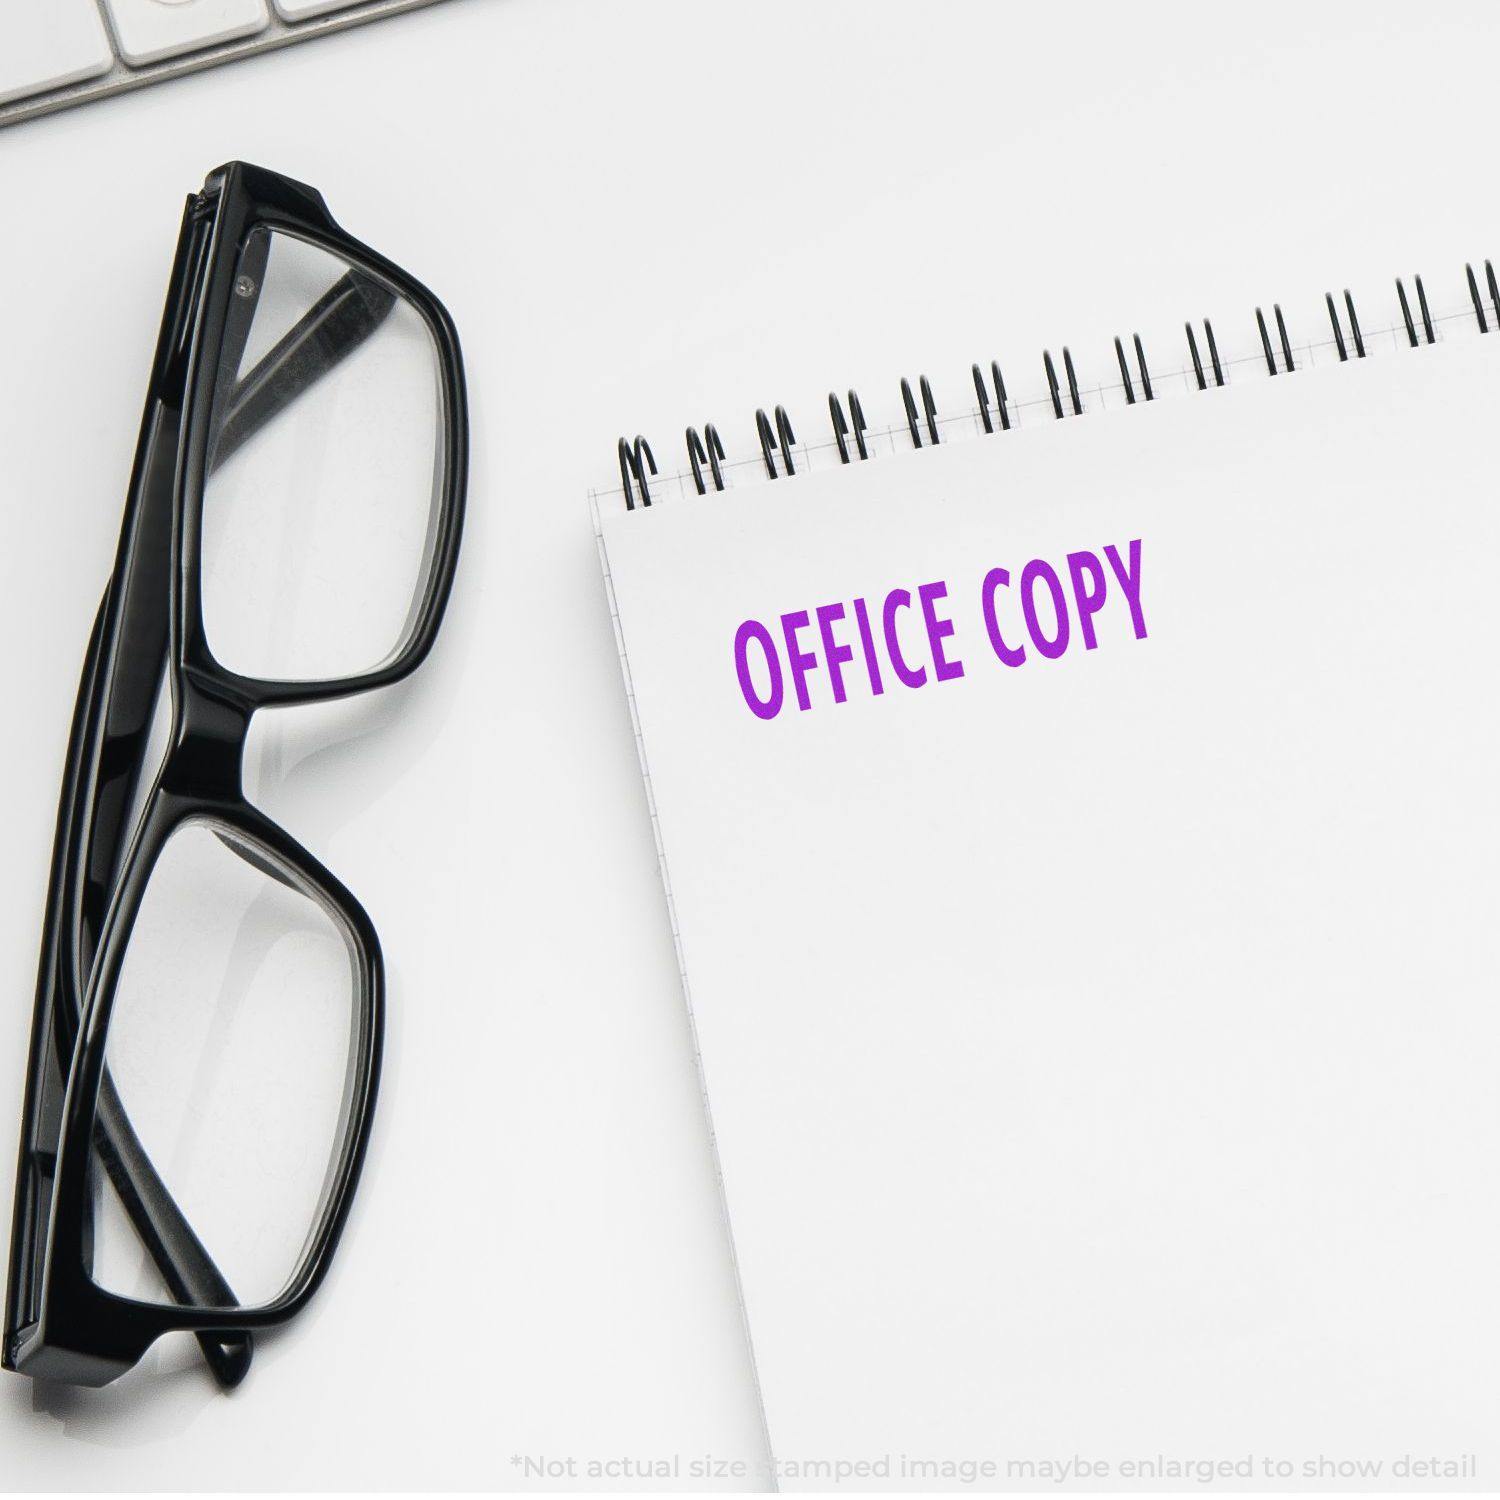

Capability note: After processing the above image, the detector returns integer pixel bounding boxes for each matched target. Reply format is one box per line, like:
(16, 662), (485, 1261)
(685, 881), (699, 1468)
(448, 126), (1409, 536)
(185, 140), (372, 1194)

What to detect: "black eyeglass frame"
(4, 161), (468, 1387)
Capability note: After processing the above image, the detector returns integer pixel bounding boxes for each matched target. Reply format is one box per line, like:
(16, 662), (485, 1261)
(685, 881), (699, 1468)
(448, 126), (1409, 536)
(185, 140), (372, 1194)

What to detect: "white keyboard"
(0, 0), (451, 126)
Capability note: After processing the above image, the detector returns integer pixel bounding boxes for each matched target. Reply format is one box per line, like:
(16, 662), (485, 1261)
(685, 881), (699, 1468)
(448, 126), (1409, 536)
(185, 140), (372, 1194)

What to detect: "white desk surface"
(2, 0), (1498, 1489)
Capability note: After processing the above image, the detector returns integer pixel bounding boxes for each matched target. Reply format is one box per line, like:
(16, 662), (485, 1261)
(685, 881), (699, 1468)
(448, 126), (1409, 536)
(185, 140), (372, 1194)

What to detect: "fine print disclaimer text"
(509, 1450), (1481, 1487)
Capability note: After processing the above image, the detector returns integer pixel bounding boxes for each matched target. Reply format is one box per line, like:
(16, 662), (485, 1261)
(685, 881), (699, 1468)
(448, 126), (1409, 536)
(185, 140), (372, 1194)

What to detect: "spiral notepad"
(594, 273), (1500, 1489)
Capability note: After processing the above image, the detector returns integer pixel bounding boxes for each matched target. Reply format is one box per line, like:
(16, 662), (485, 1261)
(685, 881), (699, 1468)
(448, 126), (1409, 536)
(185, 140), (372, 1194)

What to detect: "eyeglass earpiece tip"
(204, 1330), (253, 1389)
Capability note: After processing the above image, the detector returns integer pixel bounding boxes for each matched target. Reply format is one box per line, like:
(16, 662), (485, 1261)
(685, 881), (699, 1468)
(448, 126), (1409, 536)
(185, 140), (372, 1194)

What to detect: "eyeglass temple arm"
(67, 583), (253, 1387)
(5, 588), (251, 1386)
(208, 269), (397, 474)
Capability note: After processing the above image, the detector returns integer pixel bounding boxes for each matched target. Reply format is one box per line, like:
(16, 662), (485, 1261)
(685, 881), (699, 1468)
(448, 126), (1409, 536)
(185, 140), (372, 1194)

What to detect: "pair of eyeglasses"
(3, 162), (467, 1388)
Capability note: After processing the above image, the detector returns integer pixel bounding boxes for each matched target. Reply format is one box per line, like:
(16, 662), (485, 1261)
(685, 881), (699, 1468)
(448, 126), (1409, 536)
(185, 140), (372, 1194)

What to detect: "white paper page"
(598, 337), (1500, 1491)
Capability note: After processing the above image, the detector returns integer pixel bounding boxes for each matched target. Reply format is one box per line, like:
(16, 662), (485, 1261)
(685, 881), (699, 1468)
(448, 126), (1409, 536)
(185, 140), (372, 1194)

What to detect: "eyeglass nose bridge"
(159, 675), (251, 803)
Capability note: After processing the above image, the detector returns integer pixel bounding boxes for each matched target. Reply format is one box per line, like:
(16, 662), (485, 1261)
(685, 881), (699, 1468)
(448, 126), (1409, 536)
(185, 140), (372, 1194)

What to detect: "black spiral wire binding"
(618, 435), (656, 510)
(1185, 319), (1224, 389)
(1465, 260), (1500, 332)
(1114, 335), (1153, 404)
(1467, 263), (1489, 332)
(1255, 304), (1295, 375)
(1043, 348), (1082, 417)
(1344, 290), (1364, 358)
(1396, 275), (1436, 347)
(756, 405), (796, 478)
(1255, 309), (1276, 373)
(900, 375), (939, 447)
(972, 361), (1010, 432)
(1324, 290), (1366, 361)
(686, 424), (726, 493)
(830, 390), (869, 463)
(1325, 294), (1347, 361)
(618, 263), (1500, 510)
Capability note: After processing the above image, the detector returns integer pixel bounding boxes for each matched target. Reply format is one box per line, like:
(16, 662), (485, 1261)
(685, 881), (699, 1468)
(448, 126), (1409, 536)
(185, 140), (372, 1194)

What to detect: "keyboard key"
(0, 0), (113, 106)
(273, 0), (366, 16)
(102, 0), (271, 68)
